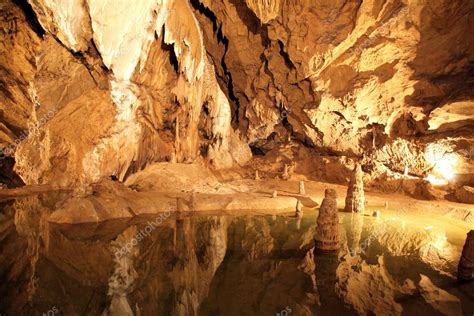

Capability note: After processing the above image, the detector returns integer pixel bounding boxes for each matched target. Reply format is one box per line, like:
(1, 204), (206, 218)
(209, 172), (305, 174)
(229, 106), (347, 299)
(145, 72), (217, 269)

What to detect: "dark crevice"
(190, 0), (241, 126)
(277, 40), (295, 70)
(218, 24), (241, 126)
(249, 144), (266, 156)
(12, 0), (45, 37)
(227, 0), (270, 47)
(0, 79), (14, 103)
(88, 38), (110, 72)
(0, 116), (24, 137)
(161, 26), (179, 74)
(0, 157), (25, 188)
(189, 0), (218, 33)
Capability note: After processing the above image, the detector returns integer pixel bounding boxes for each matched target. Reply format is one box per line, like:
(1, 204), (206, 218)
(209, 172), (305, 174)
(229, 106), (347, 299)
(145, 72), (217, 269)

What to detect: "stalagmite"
(314, 189), (340, 251)
(344, 163), (365, 213)
(272, 190), (278, 198)
(255, 170), (260, 180)
(295, 200), (303, 218)
(170, 151), (177, 163)
(299, 181), (305, 195)
(190, 191), (197, 211)
(282, 164), (290, 180)
(458, 230), (474, 282)
(177, 197), (190, 212)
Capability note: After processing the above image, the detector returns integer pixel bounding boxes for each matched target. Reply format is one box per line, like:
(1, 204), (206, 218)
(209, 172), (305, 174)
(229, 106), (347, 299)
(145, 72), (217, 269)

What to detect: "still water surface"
(0, 193), (473, 315)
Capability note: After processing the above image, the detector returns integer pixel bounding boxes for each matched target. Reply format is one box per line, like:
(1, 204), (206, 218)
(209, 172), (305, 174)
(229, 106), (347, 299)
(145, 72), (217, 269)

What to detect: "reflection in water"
(0, 194), (473, 315)
(314, 251), (349, 315)
(347, 213), (364, 257)
(14, 197), (42, 303)
(106, 226), (139, 316)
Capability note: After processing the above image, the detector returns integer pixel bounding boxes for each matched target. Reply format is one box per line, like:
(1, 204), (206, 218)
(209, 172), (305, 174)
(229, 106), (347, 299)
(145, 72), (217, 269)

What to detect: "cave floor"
(0, 163), (473, 226)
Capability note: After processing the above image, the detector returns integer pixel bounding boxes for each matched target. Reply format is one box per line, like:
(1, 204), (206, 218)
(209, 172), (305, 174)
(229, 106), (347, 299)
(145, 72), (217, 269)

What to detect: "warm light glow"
(424, 144), (459, 185)
(425, 174), (448, 186)
(429, 232), (448, 250)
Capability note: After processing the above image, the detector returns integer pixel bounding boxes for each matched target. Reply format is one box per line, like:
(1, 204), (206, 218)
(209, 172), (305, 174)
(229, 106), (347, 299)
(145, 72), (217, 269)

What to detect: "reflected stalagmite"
(344, 163), (365, 213)
(314, 189), (340, 251)
(349, 213), (364, 255)
(106, 226), (139, 316)
(314, 252), (340, 309)
(458, 230), (474, 282)
(296, 217), (302, 230)
(296, 200), (303, 218)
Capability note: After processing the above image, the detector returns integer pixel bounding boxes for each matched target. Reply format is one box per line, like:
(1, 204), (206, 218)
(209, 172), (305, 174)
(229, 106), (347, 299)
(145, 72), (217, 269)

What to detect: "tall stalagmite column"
(314, 189), (340, 251)
(344, 163), (365, 213)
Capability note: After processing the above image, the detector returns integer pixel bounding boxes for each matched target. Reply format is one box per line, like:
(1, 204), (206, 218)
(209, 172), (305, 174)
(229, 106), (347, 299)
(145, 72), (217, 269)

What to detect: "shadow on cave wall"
(0, 157), (24, 188)
(406, 0), (474, 115)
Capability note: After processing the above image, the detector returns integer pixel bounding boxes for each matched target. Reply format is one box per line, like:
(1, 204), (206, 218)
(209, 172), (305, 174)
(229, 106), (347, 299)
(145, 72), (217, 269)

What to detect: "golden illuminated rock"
(299, 181), (305, 195)
(315, 189), (340, 252)
(0, 0), (472, 200)
(344, 164), (365, 213)
(295, 200), (303, 218)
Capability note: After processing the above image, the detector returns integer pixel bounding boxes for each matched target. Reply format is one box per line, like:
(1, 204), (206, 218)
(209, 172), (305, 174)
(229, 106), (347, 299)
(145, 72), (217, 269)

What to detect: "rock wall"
(0, 0), (472, 186)
(1, 0), (251, 186)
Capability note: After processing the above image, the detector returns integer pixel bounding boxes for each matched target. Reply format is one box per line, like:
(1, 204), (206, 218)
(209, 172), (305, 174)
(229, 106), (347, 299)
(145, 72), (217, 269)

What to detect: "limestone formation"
(0, 0), (472, 188)
(0, 0), (473, 314)
(282, 164), (290, 180)
(454, 186), (474, 204)
(314, 189), (340, 251)
(458, 230), (474, 282)
(299, 181), (305, 195)
(177, 197), (190, 212)
(345, 164), (365, 213)
(190, 192), (197, 211)
(170, 151), (177, 164)
(295, 200), (303, 218)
